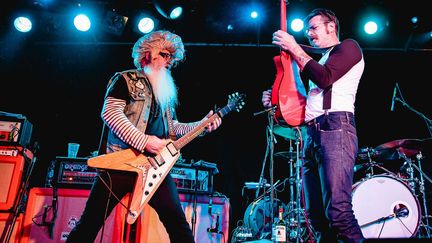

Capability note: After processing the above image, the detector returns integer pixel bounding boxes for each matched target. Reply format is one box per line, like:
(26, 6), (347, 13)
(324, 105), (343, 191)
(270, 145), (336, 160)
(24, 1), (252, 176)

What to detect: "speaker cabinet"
(20, 187), (127, 243)
(0, 213), (23, 243)
(0, 146), (26, 211)
(137, 193), (230, 243)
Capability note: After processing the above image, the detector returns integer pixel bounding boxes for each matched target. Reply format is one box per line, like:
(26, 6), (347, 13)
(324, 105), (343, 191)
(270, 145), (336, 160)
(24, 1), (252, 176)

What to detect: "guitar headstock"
(227, 92), (246, 112)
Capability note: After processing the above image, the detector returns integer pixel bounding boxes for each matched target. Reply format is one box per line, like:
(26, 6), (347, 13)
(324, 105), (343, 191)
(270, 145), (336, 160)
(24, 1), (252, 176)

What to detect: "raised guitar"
(271, 0), (307, 127)
(87, 92), (245, 224)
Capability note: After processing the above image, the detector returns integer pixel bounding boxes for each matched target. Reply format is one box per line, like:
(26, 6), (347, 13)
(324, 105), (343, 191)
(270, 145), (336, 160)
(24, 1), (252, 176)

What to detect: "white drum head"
(352, 175), (420, 238)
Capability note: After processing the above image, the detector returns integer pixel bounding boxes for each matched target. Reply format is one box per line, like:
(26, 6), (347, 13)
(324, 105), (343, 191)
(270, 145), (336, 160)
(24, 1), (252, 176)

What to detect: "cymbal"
(373, 138), (431, 160)
(273, 124), (306, 140)
(274, 151), (297, 160)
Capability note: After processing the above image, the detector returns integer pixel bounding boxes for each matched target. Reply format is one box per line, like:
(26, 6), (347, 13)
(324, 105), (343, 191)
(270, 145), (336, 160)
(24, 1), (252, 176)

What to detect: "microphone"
(390, 83), (398, 111)
(394, 204), (409, 218)
(396, 207), (409, 218)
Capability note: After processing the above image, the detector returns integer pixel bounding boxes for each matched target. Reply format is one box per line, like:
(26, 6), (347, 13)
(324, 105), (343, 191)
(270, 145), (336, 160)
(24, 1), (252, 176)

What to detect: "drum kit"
(240, 120), (432, 241)
(353, 137), (432, 239)
(240, 123), (309, 242)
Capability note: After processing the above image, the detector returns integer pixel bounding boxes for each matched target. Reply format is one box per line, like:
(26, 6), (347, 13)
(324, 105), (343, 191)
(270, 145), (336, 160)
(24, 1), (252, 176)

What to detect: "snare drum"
(352, 174), (421, 238)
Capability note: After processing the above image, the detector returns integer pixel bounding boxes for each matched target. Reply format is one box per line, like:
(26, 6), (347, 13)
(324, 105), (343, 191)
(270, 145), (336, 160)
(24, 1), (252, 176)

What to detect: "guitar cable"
(96, 170), (133, 214)
(99, 170), (113, 243)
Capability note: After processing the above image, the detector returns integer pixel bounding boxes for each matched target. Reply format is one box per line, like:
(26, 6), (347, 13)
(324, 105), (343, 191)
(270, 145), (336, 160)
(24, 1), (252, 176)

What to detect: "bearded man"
(66, 30), (221, 243)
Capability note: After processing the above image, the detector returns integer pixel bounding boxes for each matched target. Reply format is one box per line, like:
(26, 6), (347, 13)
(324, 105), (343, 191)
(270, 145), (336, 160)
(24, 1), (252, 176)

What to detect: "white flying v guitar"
(87, 92), (245, 224)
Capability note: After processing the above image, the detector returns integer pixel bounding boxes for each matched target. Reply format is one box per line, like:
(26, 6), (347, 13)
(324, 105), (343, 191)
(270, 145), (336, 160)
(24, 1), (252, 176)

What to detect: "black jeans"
(66, 170), (194, 243)
(303, 112), (364, 243)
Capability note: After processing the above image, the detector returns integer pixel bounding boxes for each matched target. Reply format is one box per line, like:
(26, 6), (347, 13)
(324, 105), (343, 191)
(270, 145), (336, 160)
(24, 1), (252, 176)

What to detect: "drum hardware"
(247, 106), (280, 240)
(409, 152), (432, 238)
(245, 107), (310, 241)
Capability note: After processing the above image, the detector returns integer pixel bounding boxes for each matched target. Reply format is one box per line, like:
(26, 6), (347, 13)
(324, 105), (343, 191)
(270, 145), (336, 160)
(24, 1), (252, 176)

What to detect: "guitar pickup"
(166, 142), (179, 157)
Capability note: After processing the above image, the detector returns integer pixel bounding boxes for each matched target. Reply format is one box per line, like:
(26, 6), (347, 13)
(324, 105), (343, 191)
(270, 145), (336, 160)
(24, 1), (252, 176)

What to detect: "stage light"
(250, 11), (258, 19)
(138, 17), (155, 34)
(290, 18), (304, 32)
(73, 14), (91, 32)
(14, 16), (32, 33)
(364, 21), (378, 35)
(152, 0), (183, 19)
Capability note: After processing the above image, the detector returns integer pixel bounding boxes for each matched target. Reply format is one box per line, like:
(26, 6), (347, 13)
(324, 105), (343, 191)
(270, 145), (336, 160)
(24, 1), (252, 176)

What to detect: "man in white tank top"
(262, 8), (364, 243)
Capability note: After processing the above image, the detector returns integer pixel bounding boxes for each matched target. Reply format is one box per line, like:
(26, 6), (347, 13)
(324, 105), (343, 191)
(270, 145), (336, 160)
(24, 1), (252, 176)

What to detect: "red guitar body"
(271, 0), (306, 127)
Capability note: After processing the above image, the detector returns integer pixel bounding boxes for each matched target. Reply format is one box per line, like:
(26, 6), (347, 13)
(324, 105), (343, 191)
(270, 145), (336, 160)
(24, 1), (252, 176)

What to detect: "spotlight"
(103, 10), (128, 36)
(14, 16), (32, 33)
(364, 21), (378, 35)
(73, 14), (91, 32)
(152, 0), (183, 19)
(138, 17), (155, 34)
(291, 18), (304, 32)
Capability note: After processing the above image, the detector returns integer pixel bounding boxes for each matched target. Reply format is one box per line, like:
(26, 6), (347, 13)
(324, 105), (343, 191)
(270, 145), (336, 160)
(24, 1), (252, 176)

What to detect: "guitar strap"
(166, 108), (177, 141)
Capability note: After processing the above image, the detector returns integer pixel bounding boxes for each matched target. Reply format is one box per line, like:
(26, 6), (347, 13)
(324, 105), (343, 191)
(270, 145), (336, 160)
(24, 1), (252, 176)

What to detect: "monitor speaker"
(0, 212), (24, 243)
(137, 193), (230, 243)
(0, 146), (26, 211)
(20, 187), (127, 243)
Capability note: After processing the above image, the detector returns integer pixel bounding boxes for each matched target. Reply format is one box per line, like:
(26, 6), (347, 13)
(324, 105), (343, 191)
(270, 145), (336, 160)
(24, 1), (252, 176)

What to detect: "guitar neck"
(173, 106), (231, 150)
(280, 0), (287, 31)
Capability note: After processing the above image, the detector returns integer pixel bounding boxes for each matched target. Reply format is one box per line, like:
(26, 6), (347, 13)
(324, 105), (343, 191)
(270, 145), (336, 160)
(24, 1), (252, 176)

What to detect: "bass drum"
(352, 174), (421, 238)
(243, 197), (288, 238)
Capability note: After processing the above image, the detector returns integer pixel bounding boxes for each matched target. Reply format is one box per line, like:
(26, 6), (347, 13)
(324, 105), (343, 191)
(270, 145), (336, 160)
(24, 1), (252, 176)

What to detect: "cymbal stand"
(399, 151), (432, 238)
(413, 152), (431, 238)
(285, 129), (308, 243)
(287, 141), (295, 221)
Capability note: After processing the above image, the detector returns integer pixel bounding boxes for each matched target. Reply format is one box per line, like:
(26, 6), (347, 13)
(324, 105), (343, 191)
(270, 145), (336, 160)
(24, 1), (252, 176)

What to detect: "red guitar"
(271, 0), (307, 127)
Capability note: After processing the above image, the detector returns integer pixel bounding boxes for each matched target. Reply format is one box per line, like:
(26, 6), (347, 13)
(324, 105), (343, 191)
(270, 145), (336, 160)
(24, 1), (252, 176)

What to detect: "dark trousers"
(302, 112), (364, 243)
(66, 170), (195, 243)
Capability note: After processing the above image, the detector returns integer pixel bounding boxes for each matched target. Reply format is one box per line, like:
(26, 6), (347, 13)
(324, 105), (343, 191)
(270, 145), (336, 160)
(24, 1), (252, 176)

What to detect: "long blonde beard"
(144, 66), (178, 112)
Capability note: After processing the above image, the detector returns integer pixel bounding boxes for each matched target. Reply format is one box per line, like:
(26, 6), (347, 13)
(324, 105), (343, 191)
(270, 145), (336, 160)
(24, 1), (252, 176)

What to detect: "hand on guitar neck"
(272, 30), (312, 71)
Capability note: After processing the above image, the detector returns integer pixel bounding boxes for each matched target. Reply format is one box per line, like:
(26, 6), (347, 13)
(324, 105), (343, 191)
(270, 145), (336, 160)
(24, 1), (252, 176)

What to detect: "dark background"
(1, 0), (432, 241)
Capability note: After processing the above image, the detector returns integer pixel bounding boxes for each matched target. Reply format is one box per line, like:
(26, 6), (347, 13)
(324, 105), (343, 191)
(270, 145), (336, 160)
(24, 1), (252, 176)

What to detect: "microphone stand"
(394, 97), (432, 136)
(393, 87), (432, 237)
(190, 160), (199, 238)
(253, 106), (277, 238)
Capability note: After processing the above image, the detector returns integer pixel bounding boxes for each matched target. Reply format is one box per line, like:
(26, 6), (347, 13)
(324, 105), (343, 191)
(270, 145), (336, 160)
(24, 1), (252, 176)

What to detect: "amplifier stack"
(46, 156), (97, 189)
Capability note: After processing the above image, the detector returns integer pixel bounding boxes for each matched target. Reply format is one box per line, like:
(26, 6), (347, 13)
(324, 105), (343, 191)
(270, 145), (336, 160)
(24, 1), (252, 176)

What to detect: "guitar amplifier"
(170, 161), (218, 195)
(49, 156), (98, 189)
(0, 113), (33, 148)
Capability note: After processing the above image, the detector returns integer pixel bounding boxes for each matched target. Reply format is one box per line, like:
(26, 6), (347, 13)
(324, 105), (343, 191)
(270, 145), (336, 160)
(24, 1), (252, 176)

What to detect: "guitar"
(271, 0), (307, 127)
(87, 92), (246, 224)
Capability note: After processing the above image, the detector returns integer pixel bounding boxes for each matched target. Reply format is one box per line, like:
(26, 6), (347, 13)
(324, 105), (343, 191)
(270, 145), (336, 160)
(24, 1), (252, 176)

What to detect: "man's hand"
(272, 30), (298, 52)
(145, 135), (168, 154)
(272, 30), (312, 70)
(202, 110), (222, 133)
(262, 89), (272, 108)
